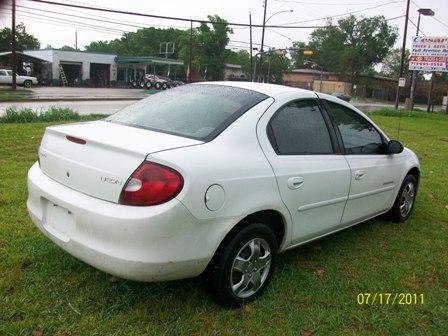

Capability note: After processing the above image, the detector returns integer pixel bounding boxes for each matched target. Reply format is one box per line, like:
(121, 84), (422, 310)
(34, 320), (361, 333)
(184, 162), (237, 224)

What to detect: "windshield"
(106, 84), (268, 141)
(6, 70), (12, 76)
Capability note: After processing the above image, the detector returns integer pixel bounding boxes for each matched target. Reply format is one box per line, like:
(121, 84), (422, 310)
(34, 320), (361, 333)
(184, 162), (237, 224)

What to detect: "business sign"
(409, 36), (448, 72)
(398, 77), (406, 87)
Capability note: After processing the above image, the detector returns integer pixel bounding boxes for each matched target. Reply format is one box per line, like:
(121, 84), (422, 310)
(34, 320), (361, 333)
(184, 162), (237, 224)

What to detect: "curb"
(0, 97), (144, 103)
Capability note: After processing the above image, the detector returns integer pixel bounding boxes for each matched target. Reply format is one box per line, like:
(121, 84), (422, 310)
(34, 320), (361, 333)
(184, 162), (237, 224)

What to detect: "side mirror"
(387, 140), (404, 154)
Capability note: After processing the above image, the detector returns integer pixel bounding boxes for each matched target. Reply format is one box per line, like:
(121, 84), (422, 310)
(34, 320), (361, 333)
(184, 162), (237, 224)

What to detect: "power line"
(410, 0), (448, 32)
(23, 0), (328, 29)
(275, 0), (404, 6)
(408, 18), (426, 36)
(18, 4), (191, 30)
(277, 0), (405, 25)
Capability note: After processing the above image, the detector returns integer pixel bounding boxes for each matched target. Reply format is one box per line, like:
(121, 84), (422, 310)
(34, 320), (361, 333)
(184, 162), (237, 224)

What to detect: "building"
(283, 68), (398, 101)
(223, 63), (246, 81)
(23, 49), (183, 87)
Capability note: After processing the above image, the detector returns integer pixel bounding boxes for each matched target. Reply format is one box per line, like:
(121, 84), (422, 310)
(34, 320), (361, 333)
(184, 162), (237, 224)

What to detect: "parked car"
(0, 69), (38, 88)
(332, 91), (351, 102)
(28, 82), (419, 307)
(143, 74), (169, 90)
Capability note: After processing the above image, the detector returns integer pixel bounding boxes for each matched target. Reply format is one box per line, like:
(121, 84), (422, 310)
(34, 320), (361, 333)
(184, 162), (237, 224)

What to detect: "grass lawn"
(0, 88), (31, 101)
(0, 111), (447, 335)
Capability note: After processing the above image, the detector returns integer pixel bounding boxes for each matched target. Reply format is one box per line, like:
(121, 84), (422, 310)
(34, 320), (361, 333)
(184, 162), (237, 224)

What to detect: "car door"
(324, 99), (404, 225)
(0, 70), (9, 84)
(257, 96), (351, 245)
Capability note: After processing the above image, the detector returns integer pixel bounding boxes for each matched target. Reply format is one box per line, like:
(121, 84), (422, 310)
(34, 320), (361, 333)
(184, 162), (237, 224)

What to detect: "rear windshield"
(106, 84), (268, 141)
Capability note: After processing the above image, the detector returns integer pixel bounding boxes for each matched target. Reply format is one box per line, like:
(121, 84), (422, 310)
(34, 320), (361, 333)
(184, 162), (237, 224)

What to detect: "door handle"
(354, 170), (366, 180)
(287, 177), (304, 190)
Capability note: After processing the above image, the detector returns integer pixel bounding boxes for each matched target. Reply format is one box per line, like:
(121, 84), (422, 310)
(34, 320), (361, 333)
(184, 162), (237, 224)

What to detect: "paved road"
(0, 100), (138, 116)
(0, 99), (409, 116)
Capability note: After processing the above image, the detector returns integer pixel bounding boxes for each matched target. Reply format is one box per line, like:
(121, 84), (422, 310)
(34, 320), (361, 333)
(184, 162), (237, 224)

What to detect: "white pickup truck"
(0, 69), (38, 88)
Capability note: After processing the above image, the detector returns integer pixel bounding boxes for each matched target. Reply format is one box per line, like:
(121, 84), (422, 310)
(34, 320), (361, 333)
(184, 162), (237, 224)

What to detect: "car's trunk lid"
(38, 120), (202, 203)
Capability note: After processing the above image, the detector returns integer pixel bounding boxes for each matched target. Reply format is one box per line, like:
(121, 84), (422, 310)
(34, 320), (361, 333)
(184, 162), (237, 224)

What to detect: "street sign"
(409, 36), (448, 72)
(398, 78), (406, 87)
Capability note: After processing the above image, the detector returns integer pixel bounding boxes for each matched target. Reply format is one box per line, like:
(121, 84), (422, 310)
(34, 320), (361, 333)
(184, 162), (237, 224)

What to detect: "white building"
(24, 49), (118, 86)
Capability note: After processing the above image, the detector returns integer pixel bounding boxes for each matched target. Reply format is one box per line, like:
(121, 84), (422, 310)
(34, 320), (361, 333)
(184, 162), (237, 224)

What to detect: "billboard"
(409, 36), (448, 72)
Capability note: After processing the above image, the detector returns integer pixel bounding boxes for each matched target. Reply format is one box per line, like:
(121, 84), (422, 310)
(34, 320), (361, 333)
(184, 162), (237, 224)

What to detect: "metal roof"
(0, 51), (50, 62)
(115, 56), (183, 66)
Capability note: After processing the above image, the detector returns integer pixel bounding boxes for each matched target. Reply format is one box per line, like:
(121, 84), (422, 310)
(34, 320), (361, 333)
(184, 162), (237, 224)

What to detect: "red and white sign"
(409, 36), (448, 72)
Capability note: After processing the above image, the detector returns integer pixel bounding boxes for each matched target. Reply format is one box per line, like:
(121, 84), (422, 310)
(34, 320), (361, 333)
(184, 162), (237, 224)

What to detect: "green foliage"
(0, 107), (102, 123)
(195, 15), (233, 80)
(0, 23), (40, 52)
(60, 45), (76, 51)
(224, 49), (251, 76)
(261, 50), (291, 84)
(85, 27), (189, 60)
(308, 15), (397, 85)
(380, 48), (411, 78)
(0, 89), (31, 101)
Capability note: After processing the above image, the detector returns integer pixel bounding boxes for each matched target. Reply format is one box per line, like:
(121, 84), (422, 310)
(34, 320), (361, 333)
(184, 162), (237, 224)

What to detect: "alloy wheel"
(230, 238), (272, 299)
(400, 182), (415, 217)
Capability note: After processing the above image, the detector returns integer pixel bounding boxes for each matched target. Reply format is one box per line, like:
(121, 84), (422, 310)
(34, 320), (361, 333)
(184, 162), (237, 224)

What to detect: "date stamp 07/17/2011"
(357, 293), (425, 305)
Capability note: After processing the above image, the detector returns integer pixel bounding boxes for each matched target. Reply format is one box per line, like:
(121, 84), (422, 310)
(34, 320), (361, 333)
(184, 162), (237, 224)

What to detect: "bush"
(0, 107), (103, 123)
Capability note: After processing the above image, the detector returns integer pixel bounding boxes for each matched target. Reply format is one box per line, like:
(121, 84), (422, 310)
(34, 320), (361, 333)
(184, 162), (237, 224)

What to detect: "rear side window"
(106, 84), (267, 141)
(326, 101), (385, 154)
(268, 99), (334, 155)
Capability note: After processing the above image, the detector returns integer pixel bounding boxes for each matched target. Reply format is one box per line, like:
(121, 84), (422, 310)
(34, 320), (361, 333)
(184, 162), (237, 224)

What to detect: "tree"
(380, 48), (410, 78)
(309, 15), (398, 87)
(224, 49), (251, 76)
(60, 45), (76, 51)
(0, 23), (40, 52)
(197, 15), (233, 80)
(291, 41), (313, 69)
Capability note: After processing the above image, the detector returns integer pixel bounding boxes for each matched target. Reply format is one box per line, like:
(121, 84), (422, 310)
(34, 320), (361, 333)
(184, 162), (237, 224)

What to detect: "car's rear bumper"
(26, 162), (211, 281)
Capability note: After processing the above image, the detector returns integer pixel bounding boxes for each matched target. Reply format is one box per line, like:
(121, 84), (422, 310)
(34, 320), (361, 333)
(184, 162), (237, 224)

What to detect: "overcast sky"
(1, 0), (447, 54)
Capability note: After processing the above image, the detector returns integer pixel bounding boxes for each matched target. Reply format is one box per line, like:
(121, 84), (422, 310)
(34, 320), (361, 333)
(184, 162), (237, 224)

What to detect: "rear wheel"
(162, 83), (168, 90)
(154, 82), (162, 90)
(389, 174), (417, 222)
(23, 80), (32, 88)
(208, 223), (277, 307)
(145, 81), (152, 89)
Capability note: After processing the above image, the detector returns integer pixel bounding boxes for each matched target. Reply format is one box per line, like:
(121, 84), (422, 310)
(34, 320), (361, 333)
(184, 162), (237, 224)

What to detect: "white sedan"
(27, 82), (419, 307)
(0, 69), (38, 88)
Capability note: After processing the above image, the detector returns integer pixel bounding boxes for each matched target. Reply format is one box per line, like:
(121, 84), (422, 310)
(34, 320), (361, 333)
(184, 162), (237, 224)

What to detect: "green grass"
(0, 111), (447, 335)
(0, 88), (31, 101)
(0, 107), (104, 123)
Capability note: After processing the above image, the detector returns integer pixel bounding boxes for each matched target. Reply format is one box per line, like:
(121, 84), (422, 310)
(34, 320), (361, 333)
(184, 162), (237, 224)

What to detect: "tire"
(389, 174), (418, 223)
(139, 81), (145, 88)
(154, 82), (162, 90)
(145, 81), (152, 89)
(207, 223), (277, 308)
(131, 81), (138, 88)
(162, 83), (168, 90)
(23, 80), (32, 88)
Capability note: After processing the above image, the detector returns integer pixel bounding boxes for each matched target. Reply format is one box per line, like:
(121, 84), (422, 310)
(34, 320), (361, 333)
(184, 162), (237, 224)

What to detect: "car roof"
(195, 81), (305, 98)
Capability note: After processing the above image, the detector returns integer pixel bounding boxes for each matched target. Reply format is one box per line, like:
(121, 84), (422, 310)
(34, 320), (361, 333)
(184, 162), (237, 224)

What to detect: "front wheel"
(389, 174), (418, 222)
(208, 223), (277, 307)
(23, 80), (32, 88)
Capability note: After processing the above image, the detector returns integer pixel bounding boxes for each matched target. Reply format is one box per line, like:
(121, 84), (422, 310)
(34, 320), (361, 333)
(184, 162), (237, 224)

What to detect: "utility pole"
(188, 20), (193, 83)
(409, 8), (435, 110)
(394, 0), (410, 109)
(249, 12), (253, 82)
(259, 0), (268, 82)
(75, 30), (78, 50)
(427, 71), (435, 112)
(11, 0), (17, 90)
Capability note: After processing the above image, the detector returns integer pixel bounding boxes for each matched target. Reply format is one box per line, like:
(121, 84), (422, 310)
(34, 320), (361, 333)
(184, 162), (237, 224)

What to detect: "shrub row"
(0, 107), (103, 123)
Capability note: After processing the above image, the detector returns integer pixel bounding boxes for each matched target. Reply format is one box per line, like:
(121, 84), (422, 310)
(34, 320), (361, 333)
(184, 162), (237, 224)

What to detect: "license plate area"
(42, 199), (75, 243)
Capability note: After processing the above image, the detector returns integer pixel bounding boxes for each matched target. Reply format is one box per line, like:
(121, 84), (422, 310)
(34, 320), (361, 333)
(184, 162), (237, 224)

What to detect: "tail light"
(119, 161), (183, 206)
